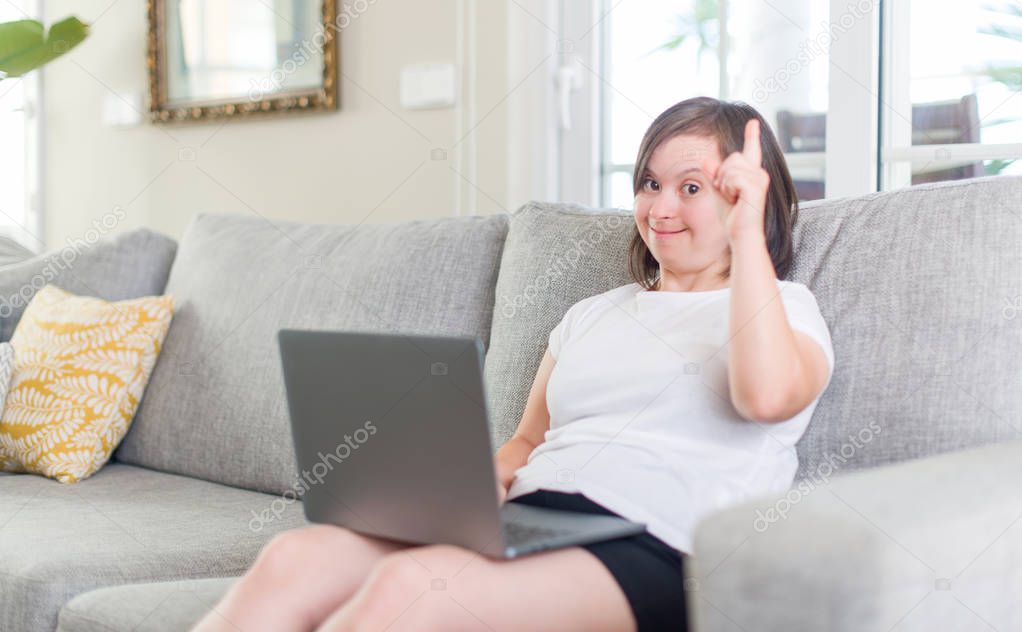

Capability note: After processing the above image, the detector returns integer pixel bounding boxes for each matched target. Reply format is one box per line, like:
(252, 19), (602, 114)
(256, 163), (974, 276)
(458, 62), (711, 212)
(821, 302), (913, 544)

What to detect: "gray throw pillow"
(0, 342), (13, 414)
(0, 228), (178, 341)
(0, 235), (35, 269)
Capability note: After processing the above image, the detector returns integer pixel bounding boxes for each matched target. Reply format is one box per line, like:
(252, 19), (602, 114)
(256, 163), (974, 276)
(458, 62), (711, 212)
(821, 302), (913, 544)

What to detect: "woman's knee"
(248, 525), (351, 580)
(346, 553), (441, 628)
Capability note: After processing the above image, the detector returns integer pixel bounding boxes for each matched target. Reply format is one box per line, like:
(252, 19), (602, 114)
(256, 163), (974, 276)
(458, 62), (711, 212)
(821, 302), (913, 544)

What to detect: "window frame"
(878, 0), (1022, 190)
(529, 0), (1022, 210)
(557, 0), (602, 207)
(0, 0), (44, 251)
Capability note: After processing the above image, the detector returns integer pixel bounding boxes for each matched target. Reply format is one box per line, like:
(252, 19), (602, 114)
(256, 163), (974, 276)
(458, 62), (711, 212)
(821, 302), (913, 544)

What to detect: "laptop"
(277, 328), (647, 559)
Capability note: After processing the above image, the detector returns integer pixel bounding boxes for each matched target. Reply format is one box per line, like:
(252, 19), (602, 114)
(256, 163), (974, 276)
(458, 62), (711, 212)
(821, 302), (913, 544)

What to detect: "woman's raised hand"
(702, 118), (770, 244)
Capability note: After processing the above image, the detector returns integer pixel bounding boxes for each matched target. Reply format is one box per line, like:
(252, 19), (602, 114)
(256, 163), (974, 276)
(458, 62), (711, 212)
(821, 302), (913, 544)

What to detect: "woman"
(192, 96), (834, 632)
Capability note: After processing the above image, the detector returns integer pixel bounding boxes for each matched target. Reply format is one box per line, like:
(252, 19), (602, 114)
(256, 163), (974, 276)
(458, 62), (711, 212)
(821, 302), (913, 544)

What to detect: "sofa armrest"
(686, 438), (1022, 632)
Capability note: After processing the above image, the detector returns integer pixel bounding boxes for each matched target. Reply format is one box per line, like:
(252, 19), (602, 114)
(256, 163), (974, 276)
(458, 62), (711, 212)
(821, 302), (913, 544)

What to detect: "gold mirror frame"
(146, 0), (338, 123)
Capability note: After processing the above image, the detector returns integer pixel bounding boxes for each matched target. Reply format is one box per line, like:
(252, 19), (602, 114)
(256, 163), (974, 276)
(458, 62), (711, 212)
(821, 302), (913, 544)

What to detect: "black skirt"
(508, 489), (689, 632)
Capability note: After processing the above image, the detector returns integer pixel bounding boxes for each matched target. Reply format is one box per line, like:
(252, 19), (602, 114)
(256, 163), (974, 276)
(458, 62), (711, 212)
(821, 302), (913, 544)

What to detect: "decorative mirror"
(146, 0), (337, 122)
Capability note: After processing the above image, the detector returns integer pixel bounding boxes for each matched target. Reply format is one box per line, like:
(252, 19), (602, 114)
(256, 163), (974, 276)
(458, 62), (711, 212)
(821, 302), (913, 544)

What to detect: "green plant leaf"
(644, 0), (719, 60)
(985, 64), (1022, 90)
(0, 16), (89, 78)
(985, 158), (1017, 175)
(657, 34), (688, 51)
(979, 23), (1022, 41)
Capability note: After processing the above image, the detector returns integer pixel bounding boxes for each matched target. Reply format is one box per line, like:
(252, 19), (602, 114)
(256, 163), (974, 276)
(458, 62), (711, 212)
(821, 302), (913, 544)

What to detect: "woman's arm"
(494, 348), (556, 500)
(727, 233), (831, 423)
(706, 118), (831, 423)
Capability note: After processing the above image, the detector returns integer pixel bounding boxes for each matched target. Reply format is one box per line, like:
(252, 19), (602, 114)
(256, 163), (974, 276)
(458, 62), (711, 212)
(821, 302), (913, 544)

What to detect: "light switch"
(399, 63), (457, 110)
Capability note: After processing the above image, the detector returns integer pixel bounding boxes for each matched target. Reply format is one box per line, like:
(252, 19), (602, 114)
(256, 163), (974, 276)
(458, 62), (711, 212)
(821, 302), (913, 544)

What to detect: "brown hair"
(627, 96), (799, 289)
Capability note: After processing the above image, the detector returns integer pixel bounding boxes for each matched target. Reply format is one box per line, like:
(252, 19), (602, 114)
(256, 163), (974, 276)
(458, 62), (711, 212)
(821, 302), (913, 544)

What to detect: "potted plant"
(0, 15), (89, 80)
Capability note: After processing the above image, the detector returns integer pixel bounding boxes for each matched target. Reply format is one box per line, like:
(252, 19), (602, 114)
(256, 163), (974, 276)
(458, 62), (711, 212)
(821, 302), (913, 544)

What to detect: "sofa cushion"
(787, 174), (1022, 479)
(484, 202), (634, 447)
(0, 286), (174, 482)
(116, 212), (509, 495)
(0, 235), (34, 268)
(0, 228), (177, 341)
(57, 577), (237, 632)
(0, 463), (305, 632)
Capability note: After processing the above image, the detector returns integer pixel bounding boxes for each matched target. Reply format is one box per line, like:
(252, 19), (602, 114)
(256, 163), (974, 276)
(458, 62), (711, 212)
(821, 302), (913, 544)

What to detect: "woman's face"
(633, 133), (731, 291)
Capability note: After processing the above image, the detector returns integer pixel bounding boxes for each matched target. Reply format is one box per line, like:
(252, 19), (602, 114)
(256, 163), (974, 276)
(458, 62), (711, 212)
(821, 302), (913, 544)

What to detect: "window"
(541, 0), (1021, 210)
(599, 0), (832, 209)
(880, 0), (1022, 190)
(0, 1), (42, 250)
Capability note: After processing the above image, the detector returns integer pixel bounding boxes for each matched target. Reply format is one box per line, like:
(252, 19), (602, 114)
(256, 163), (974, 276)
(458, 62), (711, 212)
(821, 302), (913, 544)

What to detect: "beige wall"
(42, 0), (511, 248)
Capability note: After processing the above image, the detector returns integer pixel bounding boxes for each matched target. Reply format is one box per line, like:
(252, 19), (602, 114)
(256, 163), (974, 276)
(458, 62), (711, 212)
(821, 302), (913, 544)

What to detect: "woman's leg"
(314, 543), (637, 632)
(190, 524), (415, 632)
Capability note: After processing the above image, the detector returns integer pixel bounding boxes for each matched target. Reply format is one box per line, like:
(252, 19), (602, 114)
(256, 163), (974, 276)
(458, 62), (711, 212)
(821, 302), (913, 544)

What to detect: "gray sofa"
(1, 174), (1019, 631)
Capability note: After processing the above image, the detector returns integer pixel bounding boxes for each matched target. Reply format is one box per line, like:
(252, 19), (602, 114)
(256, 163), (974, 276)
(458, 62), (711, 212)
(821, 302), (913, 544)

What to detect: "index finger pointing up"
(743, 118), (762, 167)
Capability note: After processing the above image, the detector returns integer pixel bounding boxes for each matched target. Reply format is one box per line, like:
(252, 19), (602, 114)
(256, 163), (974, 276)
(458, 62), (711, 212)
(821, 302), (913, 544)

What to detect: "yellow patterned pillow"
(0, 285), (174, 483)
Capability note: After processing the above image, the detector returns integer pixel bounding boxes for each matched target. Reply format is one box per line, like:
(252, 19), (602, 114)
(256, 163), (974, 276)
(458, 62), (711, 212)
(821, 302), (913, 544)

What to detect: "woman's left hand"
(702, 118), (770, 244)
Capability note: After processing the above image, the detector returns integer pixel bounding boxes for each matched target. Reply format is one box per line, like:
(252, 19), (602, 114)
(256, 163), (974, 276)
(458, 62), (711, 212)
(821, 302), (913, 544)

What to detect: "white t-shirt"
(505, 279), (835, 555)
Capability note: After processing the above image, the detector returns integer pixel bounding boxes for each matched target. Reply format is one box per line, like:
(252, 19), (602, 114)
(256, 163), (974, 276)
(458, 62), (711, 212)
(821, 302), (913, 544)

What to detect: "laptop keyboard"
(502, 520), (575, 547)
